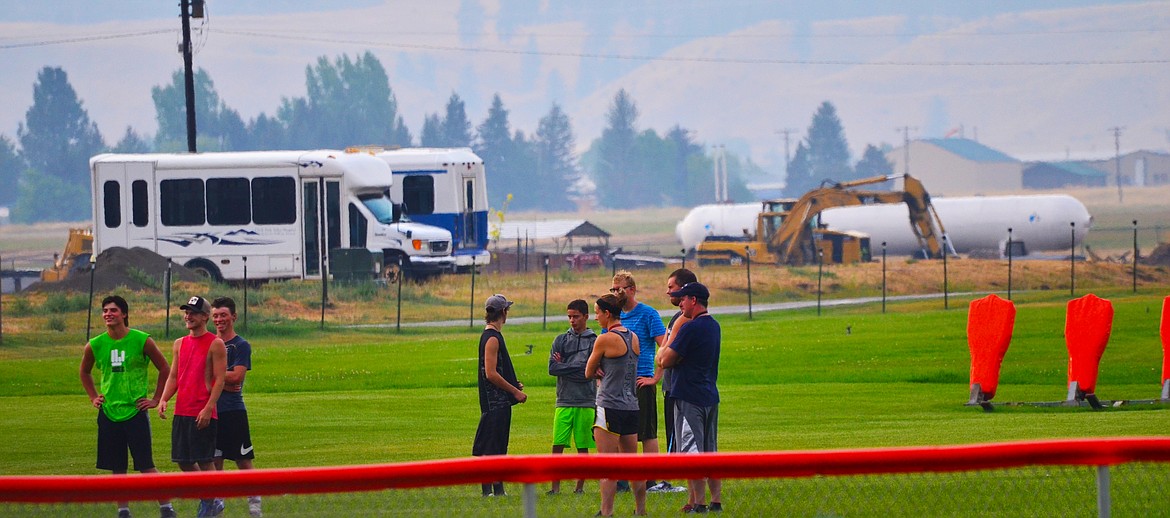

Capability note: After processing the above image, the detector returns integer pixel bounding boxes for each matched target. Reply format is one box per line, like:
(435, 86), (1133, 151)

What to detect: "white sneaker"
(248, 496), (262, 517)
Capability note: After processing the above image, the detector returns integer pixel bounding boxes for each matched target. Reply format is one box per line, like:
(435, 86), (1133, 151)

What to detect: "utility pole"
(776, 128), (797, 179)
(713, 144), (727, 202)
(180, 0), (203, 153)
(1109, 126), (1124, 204)
(896, 126), (917, 177)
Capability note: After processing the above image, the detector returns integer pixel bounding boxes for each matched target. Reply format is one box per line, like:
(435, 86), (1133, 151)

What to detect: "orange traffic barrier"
(1161, 296), (1169, 400)
(1065, 294), (1113, 405)
(966, 294), (1016, 407)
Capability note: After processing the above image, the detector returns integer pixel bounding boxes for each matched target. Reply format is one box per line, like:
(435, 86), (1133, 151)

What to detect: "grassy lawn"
(1, 286), (1168, 515)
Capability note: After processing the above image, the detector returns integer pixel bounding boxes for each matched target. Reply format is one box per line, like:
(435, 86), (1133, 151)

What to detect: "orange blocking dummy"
(967, 294), (1015, 403)
(1065, 293), (1113, 398)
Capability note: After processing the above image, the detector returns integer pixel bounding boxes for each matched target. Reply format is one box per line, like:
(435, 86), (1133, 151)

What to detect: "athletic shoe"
(196, 498), (224, 517)
(681, 503), (709, 513)
(647, 481), (672, 493)
(248, 496), (262, 517)
(709, 502), (723, 513)
(159, 506), (177, 518)
(118, 509), (132, 518)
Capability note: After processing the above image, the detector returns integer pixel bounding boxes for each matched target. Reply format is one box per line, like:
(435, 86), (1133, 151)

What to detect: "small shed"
(493, 220), (611, 254)
(1023, 161), (1108, 189)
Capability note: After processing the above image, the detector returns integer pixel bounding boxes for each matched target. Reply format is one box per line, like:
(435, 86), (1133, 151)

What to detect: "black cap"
(668, 282), (709, 301)
(179, 296), (211, 314)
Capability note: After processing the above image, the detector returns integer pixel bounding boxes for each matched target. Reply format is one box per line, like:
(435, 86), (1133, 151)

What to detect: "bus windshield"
(360, 194), (408, 224)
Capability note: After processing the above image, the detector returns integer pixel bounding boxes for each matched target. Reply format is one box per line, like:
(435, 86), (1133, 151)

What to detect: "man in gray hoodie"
(547, 299), (598, 495)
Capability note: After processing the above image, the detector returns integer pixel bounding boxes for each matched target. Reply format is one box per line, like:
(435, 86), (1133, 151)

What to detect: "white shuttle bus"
(90, 149), (456, 282)
(374, 147), (491, 270)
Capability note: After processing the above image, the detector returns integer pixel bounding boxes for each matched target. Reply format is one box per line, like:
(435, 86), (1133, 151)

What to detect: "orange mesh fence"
(2, 438), (1170, 516)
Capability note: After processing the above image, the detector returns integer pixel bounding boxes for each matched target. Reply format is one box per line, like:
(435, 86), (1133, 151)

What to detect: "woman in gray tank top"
(586, 292), (647, 516)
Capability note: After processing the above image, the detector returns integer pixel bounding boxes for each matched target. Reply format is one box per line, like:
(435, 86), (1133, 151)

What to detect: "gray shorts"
(673, 400), (718, 454)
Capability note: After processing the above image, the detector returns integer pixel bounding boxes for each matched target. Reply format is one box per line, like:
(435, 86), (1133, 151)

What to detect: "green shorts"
(552, 407), (596, 449)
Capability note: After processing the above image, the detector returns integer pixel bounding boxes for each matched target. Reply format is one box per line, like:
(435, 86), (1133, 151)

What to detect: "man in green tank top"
(80, 295), (177, 518)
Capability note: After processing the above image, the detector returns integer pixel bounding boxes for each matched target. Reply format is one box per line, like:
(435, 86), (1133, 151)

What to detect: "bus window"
(207, 178), (251, 225)
(348, 203), (367, 248)
(131, 180), (148, 227)
(402, 175), (434, 215)
(252, 176), (296, 225)
(103, 180), (121, 228)
(160, 179), (206, 227)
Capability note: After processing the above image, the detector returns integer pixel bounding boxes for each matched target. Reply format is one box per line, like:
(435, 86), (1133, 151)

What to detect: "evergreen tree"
(245, 113), (285, 151)
(591, 89), (639, 209)
(474, 95), (517, 209)
(854, 144), (895, 189)
(299, 52), (401, 148)
(391, 115), (413, 147)
(806, 101), (852, 183)
(111, 127), (151, 153)
(784, 141), (813, 197)
(420, 114), (443, 147)
(509, 129), (539, 210)
(16, 66), (104, 222)
(0, 135), (24, 207)
(441, 92), (473, 148)
(665, 125), (702, 204)
(534, 102), (576, 210)
(152, 68), (242, 151)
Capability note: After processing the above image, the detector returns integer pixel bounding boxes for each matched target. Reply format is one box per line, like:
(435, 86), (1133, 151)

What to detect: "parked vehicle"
(372, 147), (491, 271)
(90, 149), (455, 282)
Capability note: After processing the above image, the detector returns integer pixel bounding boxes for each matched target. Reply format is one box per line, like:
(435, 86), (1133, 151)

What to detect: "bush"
(43, 292), (88, 314)
(7, 297), (32, 316)
(46, 315), (66, 332)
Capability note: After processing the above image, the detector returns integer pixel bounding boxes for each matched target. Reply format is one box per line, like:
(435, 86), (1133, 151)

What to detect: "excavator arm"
(766, 174), (948, 265)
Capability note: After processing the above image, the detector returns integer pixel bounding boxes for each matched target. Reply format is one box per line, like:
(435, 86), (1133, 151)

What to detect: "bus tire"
(184, 259), (223, 283)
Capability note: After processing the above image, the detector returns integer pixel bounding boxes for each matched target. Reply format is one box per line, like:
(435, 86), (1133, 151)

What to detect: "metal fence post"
(396, 256), (404, 333)
(1132, 220), (1138, 293)
(881, 242), (887, 314)
(817, 250), (823, 317)
(1096, 465), (1111, 518)
(542, 255), (549, 330)
(85, 255), (97, 342)
(1007, 228), (1013, 301)
(681, 248), (687, 271)
(942, 235), (949, 310)
(242, 256), (248, 334)
(745, 247), (753, 320)
(523, 482), (537, 518)
(1070, 222), (1076, 297)
(469, 254), (477, 328)
(165, 259), (172, 339)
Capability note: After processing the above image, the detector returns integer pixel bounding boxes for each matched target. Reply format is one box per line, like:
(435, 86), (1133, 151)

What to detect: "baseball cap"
(180, 296), (212, 314)
(667, 282), (710, 301)
(485, 294), (514, 311)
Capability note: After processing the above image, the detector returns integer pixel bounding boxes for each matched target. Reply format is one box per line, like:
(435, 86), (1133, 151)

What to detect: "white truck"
(90, 149), (456, 282)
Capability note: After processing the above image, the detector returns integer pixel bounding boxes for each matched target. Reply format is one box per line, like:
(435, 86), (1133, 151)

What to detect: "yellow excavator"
(696, 174), (949, 266)
(40, 227), (94, 282)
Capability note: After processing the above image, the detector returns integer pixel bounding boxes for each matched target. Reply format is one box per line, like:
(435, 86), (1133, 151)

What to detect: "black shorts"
(96, 410), (155, 472)
(171, 415), (218, 465)
(636, 384), (658, 441)
(214, 410), (255, 461)
(472, 407), (512, 457)
(594, 407), (639, 436)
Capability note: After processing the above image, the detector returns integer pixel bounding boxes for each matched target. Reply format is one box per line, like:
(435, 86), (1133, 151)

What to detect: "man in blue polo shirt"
(657, 282), (722, 513)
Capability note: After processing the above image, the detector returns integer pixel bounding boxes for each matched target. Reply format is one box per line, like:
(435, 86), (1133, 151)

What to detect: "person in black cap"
(656, 282), (723, 513)
(473, 294), (526, 497)
(158, 295), (227, 517)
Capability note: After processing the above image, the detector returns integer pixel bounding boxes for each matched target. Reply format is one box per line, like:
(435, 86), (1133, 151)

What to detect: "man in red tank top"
(159, 295), (227, 516)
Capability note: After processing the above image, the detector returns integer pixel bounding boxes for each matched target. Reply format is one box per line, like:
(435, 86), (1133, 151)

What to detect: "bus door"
(302, 178), (342, 278)
(461, 175), (478, 248)
(94, 161), (157, 252)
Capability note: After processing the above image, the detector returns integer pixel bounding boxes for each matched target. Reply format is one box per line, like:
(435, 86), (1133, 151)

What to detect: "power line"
(214, 29), (1170, 67)
(0, 29), (172, 50)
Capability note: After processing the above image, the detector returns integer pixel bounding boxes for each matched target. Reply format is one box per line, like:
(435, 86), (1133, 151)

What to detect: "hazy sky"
(1, 0), (1165, 169)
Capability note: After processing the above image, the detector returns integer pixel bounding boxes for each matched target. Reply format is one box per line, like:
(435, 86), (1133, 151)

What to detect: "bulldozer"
(696, 174), (950, 266)
(40, 227), (94, 282)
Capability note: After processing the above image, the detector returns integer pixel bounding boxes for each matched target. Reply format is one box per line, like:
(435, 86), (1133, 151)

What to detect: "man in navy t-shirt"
(657, 282), (722, 513)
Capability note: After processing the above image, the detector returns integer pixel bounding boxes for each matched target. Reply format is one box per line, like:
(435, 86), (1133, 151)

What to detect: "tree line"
(0, 51), (892, 223)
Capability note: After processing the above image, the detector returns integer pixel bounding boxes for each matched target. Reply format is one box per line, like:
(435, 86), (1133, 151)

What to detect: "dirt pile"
(1142, 243), (1170, 266)
(30, 247), (205, 293)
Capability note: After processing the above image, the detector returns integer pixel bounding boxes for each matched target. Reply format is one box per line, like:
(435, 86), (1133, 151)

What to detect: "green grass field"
(1, 291), (1168, 515)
